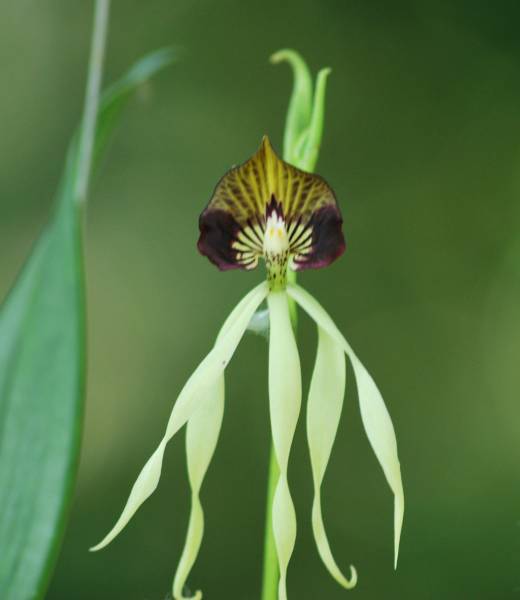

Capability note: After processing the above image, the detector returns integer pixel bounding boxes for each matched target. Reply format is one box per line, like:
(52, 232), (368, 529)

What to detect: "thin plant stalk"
(260, 445), (281, 600)
(74, 0), (111, 206)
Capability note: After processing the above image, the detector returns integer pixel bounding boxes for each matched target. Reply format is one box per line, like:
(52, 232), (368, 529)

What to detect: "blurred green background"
(2, 1), (520, 598)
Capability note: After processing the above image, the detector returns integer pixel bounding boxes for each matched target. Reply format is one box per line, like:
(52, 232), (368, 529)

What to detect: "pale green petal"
(172, 297), (245, 600)
(173, 377), (224, 600)
(287, 283), (404, 568)
(267, 291), (302, 600)
(307, 326), (357, 588)
(90, 282), (268, 551)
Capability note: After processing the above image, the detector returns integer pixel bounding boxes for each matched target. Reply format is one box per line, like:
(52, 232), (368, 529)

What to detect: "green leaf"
(0, 48), (175, 600)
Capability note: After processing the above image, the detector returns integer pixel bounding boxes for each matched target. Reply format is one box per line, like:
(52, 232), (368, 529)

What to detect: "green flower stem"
(260, 444), (281, 600)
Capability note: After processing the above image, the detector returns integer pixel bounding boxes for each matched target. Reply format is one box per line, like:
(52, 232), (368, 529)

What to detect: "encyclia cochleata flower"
(91, 135), (404, 600)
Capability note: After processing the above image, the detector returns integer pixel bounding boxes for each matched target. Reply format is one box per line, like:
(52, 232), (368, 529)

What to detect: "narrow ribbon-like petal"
(90, 282), (268, 551)
(172, 377), (224, 600)
(287, 283), (404, 568)
(172, 291), (254, 600)
(267, 291), (302, 600)
(307, 326), (357, 588)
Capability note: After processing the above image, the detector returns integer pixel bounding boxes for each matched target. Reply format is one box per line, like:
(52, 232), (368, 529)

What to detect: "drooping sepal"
(90, 282), (268, 552)
(287, 283), (404, 569)
(307, 326), (357, 589)
(173, 377), (225, 600)
(198, 137), (345, 276)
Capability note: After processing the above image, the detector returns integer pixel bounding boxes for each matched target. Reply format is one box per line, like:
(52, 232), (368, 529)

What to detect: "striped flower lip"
(197, 136), (345, 284)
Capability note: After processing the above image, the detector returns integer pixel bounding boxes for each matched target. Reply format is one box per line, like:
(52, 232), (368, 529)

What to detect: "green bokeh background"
(2, 1), (520, 598)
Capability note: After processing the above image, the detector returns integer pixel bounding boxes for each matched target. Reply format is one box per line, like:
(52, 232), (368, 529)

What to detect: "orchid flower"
(91, 136), (404, 599)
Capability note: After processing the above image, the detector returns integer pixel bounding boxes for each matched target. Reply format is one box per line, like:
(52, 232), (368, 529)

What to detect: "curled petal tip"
(345, 565), (358, 589)
(327, 559), (358, 590)
(175, 591), (202, 600)
(269, 48), (295, 64)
